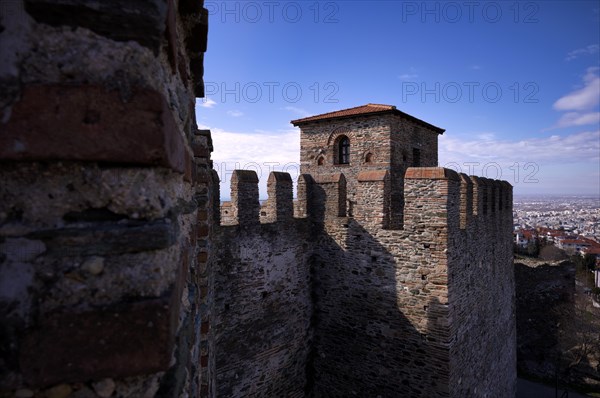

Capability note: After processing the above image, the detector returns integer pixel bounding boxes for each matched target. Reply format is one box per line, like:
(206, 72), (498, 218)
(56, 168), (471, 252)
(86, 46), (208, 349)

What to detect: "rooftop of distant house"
(582, 246), (600, 255)
(291, 103), (445, 134)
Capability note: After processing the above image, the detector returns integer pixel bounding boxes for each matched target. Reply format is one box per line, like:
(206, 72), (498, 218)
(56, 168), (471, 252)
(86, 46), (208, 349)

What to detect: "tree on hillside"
(573, 254), (597, 288)
(582, 253), (597, 271)
(555, 298), (600, 387)
(526, 239), (540, 257)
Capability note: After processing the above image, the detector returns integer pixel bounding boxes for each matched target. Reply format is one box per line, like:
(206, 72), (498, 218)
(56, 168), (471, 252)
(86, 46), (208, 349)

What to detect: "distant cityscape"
(513, 195), (600, 239)
(513, 195), (600, 272)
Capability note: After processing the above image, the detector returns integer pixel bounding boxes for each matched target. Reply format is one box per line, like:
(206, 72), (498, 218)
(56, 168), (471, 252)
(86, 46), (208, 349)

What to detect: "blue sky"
(195, 1), (600, 199)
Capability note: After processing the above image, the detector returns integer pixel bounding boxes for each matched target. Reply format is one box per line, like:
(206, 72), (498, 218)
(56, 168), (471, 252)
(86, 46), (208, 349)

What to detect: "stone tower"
(292, 103), (444, 228)
(211, 104), (517, 397)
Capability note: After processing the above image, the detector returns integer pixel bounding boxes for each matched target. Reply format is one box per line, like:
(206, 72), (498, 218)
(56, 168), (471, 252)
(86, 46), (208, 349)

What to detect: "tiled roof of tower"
(291, 103), (445, 134)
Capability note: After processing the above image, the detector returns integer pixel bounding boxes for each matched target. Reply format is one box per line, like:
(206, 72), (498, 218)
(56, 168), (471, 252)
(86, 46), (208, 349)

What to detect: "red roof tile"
(583, 247), (600, 255)
(291, 103), (444, 134)
(559, 239), (591, 245)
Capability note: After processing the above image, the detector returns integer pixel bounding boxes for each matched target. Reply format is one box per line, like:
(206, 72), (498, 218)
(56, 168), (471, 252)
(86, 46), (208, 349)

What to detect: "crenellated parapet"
(261, 171), (294, 223)
(311, 173), (347, 221)
(469, 176), (513, 220)
(355, 170), (390, 229)
(218, 167), (512, 233)
(229, 170), (260, 226)
(221, 170), (300, 226)
(404, 167), (461, 234)
(294, 174), (313, 219)
(219, 169), (353, 226)
(402, 168), (512, 234)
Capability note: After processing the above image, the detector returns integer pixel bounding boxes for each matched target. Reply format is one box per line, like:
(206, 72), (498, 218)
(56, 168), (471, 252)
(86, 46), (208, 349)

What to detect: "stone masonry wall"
(212, 165), (514, 397)
(212, 171), (312, 397)
(309, 169), (455, 397)
(299, 113), (440, 229)
(299, 115), (391, 217)
(389, 114), (439, 228)
(0, 1), (210, 397)
(308, 167), (515, 397)
(447, 176), (516, 397)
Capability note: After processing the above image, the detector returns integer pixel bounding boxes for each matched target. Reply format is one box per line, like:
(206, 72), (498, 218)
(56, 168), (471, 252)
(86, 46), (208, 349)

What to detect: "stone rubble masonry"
(212, 162), (515, 396)
(311, 173), (347, 220)
(297, 113), (440, 229)
(0, 0), (210, 397)
(230, 170), (260, 226)
(261, 171), (293, 223)
(356, 169), (391, 229)
(294, 174), (312, 219)
(213, 221), (312, 398)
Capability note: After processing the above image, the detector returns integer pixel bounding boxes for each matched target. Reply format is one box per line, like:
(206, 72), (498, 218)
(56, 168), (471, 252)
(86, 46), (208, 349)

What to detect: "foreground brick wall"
(0, 1), (210, 396)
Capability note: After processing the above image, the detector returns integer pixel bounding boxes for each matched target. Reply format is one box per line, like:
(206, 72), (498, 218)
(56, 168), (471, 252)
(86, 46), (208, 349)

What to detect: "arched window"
(317, 156), (324, 166)
(365, 152), (373, 163)
(336, 135), (350, 164)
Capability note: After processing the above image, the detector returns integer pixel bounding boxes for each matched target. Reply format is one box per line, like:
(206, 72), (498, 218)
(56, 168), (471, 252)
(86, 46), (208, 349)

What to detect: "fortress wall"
(447, 175), (516, 397)
(213, 222), (312, 398)
(211, 166), (515, 397)
(309, 168), (459, 397)
(211, 170), (312, 396)
(196, 152), (220, 398)
(308, 167), (515, 397)
(0, 1), (210, 396)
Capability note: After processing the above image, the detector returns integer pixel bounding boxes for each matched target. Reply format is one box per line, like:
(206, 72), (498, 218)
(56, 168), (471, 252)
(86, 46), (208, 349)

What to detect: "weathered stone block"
(24, 0), (169, 53)
(26, 219), (177, 256)
(0, 85), (187, 173)
(20, 296), (175, 387)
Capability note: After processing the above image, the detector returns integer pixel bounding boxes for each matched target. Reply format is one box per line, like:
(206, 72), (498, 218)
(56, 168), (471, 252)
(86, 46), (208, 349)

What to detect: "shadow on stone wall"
(515, 262), (574, 385)
(213, 221), (313, 397)
(309, 215), (448, 397)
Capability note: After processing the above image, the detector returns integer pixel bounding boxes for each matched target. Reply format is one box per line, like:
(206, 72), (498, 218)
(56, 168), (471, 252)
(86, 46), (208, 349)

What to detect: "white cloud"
(398, 66), (420, 80)
(475, 132), (495, 141)
(439, 130), (600, 193)
(202, 126), (301, 199)
(200, 121), (599, 198)
(398, 73), (419, 80)
(199, 98), (217, 108)
(439, 130), (600, 166)
(554, 111), (600, 128)
(284, 106), (310, 117)
(553, 67), (600, 111)
(566, 44), (599, 61)
(227, 110), (244, 117)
